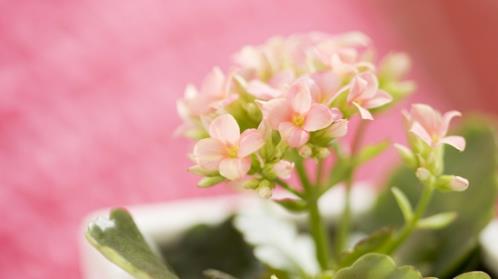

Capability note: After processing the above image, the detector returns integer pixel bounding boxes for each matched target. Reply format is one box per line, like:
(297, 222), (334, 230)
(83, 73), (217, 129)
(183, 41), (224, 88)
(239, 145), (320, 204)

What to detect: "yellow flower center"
(292, 113), (305, 127)
(225, 145), (239, 158)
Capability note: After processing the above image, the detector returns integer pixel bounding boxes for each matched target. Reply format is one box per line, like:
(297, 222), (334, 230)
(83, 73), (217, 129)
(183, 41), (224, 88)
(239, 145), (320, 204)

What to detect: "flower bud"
(436, 175), (469, 192)
(298, 144), (312, 158)
(416, 167), (432, 183)
(394, 144), (417, 168)
(315, 147), (331, 159)
(257, 180), (273, 199)
(272, 160), (294, 180)
(198, 176), (225, 188)
(242, 178), (261, 189)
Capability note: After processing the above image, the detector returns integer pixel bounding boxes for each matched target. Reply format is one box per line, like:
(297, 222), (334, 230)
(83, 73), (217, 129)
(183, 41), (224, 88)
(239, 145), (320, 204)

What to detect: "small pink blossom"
(404, 104), (465, 151)
(308, 71), (341, 104)
(260, 78), (341, 147)
(272, 160), (295, 180)
(347, 72), (393, 120)
(193, 114), (264, 180)
(177, 67), (236, 118)
(245, 70), (294, 100)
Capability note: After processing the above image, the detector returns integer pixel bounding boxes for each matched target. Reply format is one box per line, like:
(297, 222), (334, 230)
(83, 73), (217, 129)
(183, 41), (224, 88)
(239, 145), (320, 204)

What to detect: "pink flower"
(404, 104), (465, 151)
(193, 114), (265, 180)
(177, 67), (236, 118)
(245, 70), (294, 100)
(272, 160), (295, 180)
(260, 78), (341, 147)
(347, 72), (393, 120)
(309, 71), (341, 104)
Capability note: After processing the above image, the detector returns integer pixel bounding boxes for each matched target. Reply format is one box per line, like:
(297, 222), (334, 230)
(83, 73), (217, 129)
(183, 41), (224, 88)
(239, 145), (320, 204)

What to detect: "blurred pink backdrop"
(1, 0), (497, 278)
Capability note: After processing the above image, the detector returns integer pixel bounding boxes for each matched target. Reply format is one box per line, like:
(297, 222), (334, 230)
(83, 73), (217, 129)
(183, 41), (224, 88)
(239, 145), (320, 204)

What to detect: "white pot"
(79, 185), (498, 278)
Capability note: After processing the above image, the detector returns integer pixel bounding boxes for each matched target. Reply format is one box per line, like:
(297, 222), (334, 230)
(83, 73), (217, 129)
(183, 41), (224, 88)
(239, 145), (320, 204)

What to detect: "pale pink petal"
(441, 136), (466, 151)
(362, 90), (393, 109)
(441, 110), (461, 136)
(279, 122), (310, 147)
(269, 70), (294, 89)
(289, 80), (312, 114)
(359, 72), (379, 99)
(410, 122), (433, 146)
(411, 104), (442, 136)
(193, 138), (225, 170)
(450, 176), (469, 191)
(353, 102), (373, 120)
(209, 114), (240, 145)
(219, 158), (251, 180)
(311, 72), (340, 102)
(328, 119), (349, 138)
(330, 108), (343, 121)
(273, 160), (294, 180)
(238, 129), (265, 157)
(303, 104), (334, 132)
(246, 80), (282, 100)
(201, 67), (225, 97)
(347, 75), (367, 103)
(259, 98), (291, 129)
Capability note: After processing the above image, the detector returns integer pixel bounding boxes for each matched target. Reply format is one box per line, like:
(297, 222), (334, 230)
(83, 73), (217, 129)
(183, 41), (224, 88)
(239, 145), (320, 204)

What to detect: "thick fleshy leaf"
(454, 271), (491, 279)
(338, 229), (394, 268)
(360, 119), (497, 277)
(335, 253), (422, 279)
(86, 209), (178, 279)
(209, 114), (240, 145)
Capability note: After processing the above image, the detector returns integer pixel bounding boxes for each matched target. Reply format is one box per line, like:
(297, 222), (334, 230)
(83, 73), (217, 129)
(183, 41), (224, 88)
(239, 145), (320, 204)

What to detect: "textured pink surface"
(2, 0), (494, 278)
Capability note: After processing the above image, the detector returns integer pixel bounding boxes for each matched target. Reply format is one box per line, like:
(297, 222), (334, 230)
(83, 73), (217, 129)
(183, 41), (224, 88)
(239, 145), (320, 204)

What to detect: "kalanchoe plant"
(86, 32), (497, 279)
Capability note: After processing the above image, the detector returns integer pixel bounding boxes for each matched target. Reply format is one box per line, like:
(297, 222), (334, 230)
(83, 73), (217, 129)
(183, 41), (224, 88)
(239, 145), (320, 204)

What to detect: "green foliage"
(161, 217), (264, 279)
(360, 119), (498, 277)
(338, 228), (394, 268)
(86, 208), (178, 279)
(391, 187), (414, 222)
(416, 212), (457, 230)
(453, 271), (491, 279)
(335, 253), (422, 279)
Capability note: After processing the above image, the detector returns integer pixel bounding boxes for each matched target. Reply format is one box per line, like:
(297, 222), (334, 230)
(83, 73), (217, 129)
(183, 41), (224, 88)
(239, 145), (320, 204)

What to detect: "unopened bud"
(436, 175), (469, 192)
(416, 167), (431, 183)
(394, 144), (416, 168)
(315, 147), (331, 159)
(198, 176), (225, 188)
(272, 160), (294, 180)
(257, 180), (273, 199)
(242, 178), (260, 189)
(298, 144), (312, 158)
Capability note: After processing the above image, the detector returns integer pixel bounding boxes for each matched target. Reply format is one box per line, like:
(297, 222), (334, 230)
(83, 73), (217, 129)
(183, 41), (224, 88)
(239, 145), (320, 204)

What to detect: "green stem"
(334, 121), (368, 257)
(308, 197), (331, 270)
(379, 182), (434, 254)
(295, 157), (331, 270)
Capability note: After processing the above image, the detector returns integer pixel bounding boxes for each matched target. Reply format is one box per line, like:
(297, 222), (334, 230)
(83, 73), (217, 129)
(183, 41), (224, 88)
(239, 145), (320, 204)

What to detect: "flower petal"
(273, 160), (294, 180)
(289, 80), (312, 114)
(362, 90), (393, 109)
(328, 119), (349, 138)
(303, 104), (334, 132)
(246, 80), (282, 100)
(219, 158), (251, 180)
(193, 138), (225, 170)
(209, 114), (240, 145)
(410, 104), (442, 137)
(279, 122), (310, 147)
(410, 122), (433, 146)
(352, 102), (373, 120)
(239, 129), (265, 157)
(441, 136), (466, 151)
(441, 110), (461, 136)
(201, 67), (225, 97)
(259, 98), (291, 129)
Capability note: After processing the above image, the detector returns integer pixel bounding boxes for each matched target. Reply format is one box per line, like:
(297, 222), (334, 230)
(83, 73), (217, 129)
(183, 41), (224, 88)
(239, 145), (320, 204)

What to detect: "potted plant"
(82, 32), (498, 279)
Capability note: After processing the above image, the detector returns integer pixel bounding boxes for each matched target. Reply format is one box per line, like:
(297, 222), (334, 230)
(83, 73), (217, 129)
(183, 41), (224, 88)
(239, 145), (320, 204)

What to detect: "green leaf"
(417, 212), (457, 230)
(338, 228), (394, 268)
(335, 253), (422, 279)
(360, 118), (498, 277)
(391, 187), (413, 222)
(198, 176), (225, 188)
(454, 271), (491, 279)
(86, 208), (178, 279)
(355, 140), (390, 166)
(274, 198), (308, 212)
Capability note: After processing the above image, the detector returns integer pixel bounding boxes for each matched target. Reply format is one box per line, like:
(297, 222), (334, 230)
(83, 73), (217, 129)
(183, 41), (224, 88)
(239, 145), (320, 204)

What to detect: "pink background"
(1, 0), (497, 278)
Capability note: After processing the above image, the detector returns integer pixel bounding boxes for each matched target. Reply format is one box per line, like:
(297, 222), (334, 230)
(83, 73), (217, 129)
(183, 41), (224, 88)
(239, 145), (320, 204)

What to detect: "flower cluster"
(396, 104), (469, 191)
(177, 32), (414, 195)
